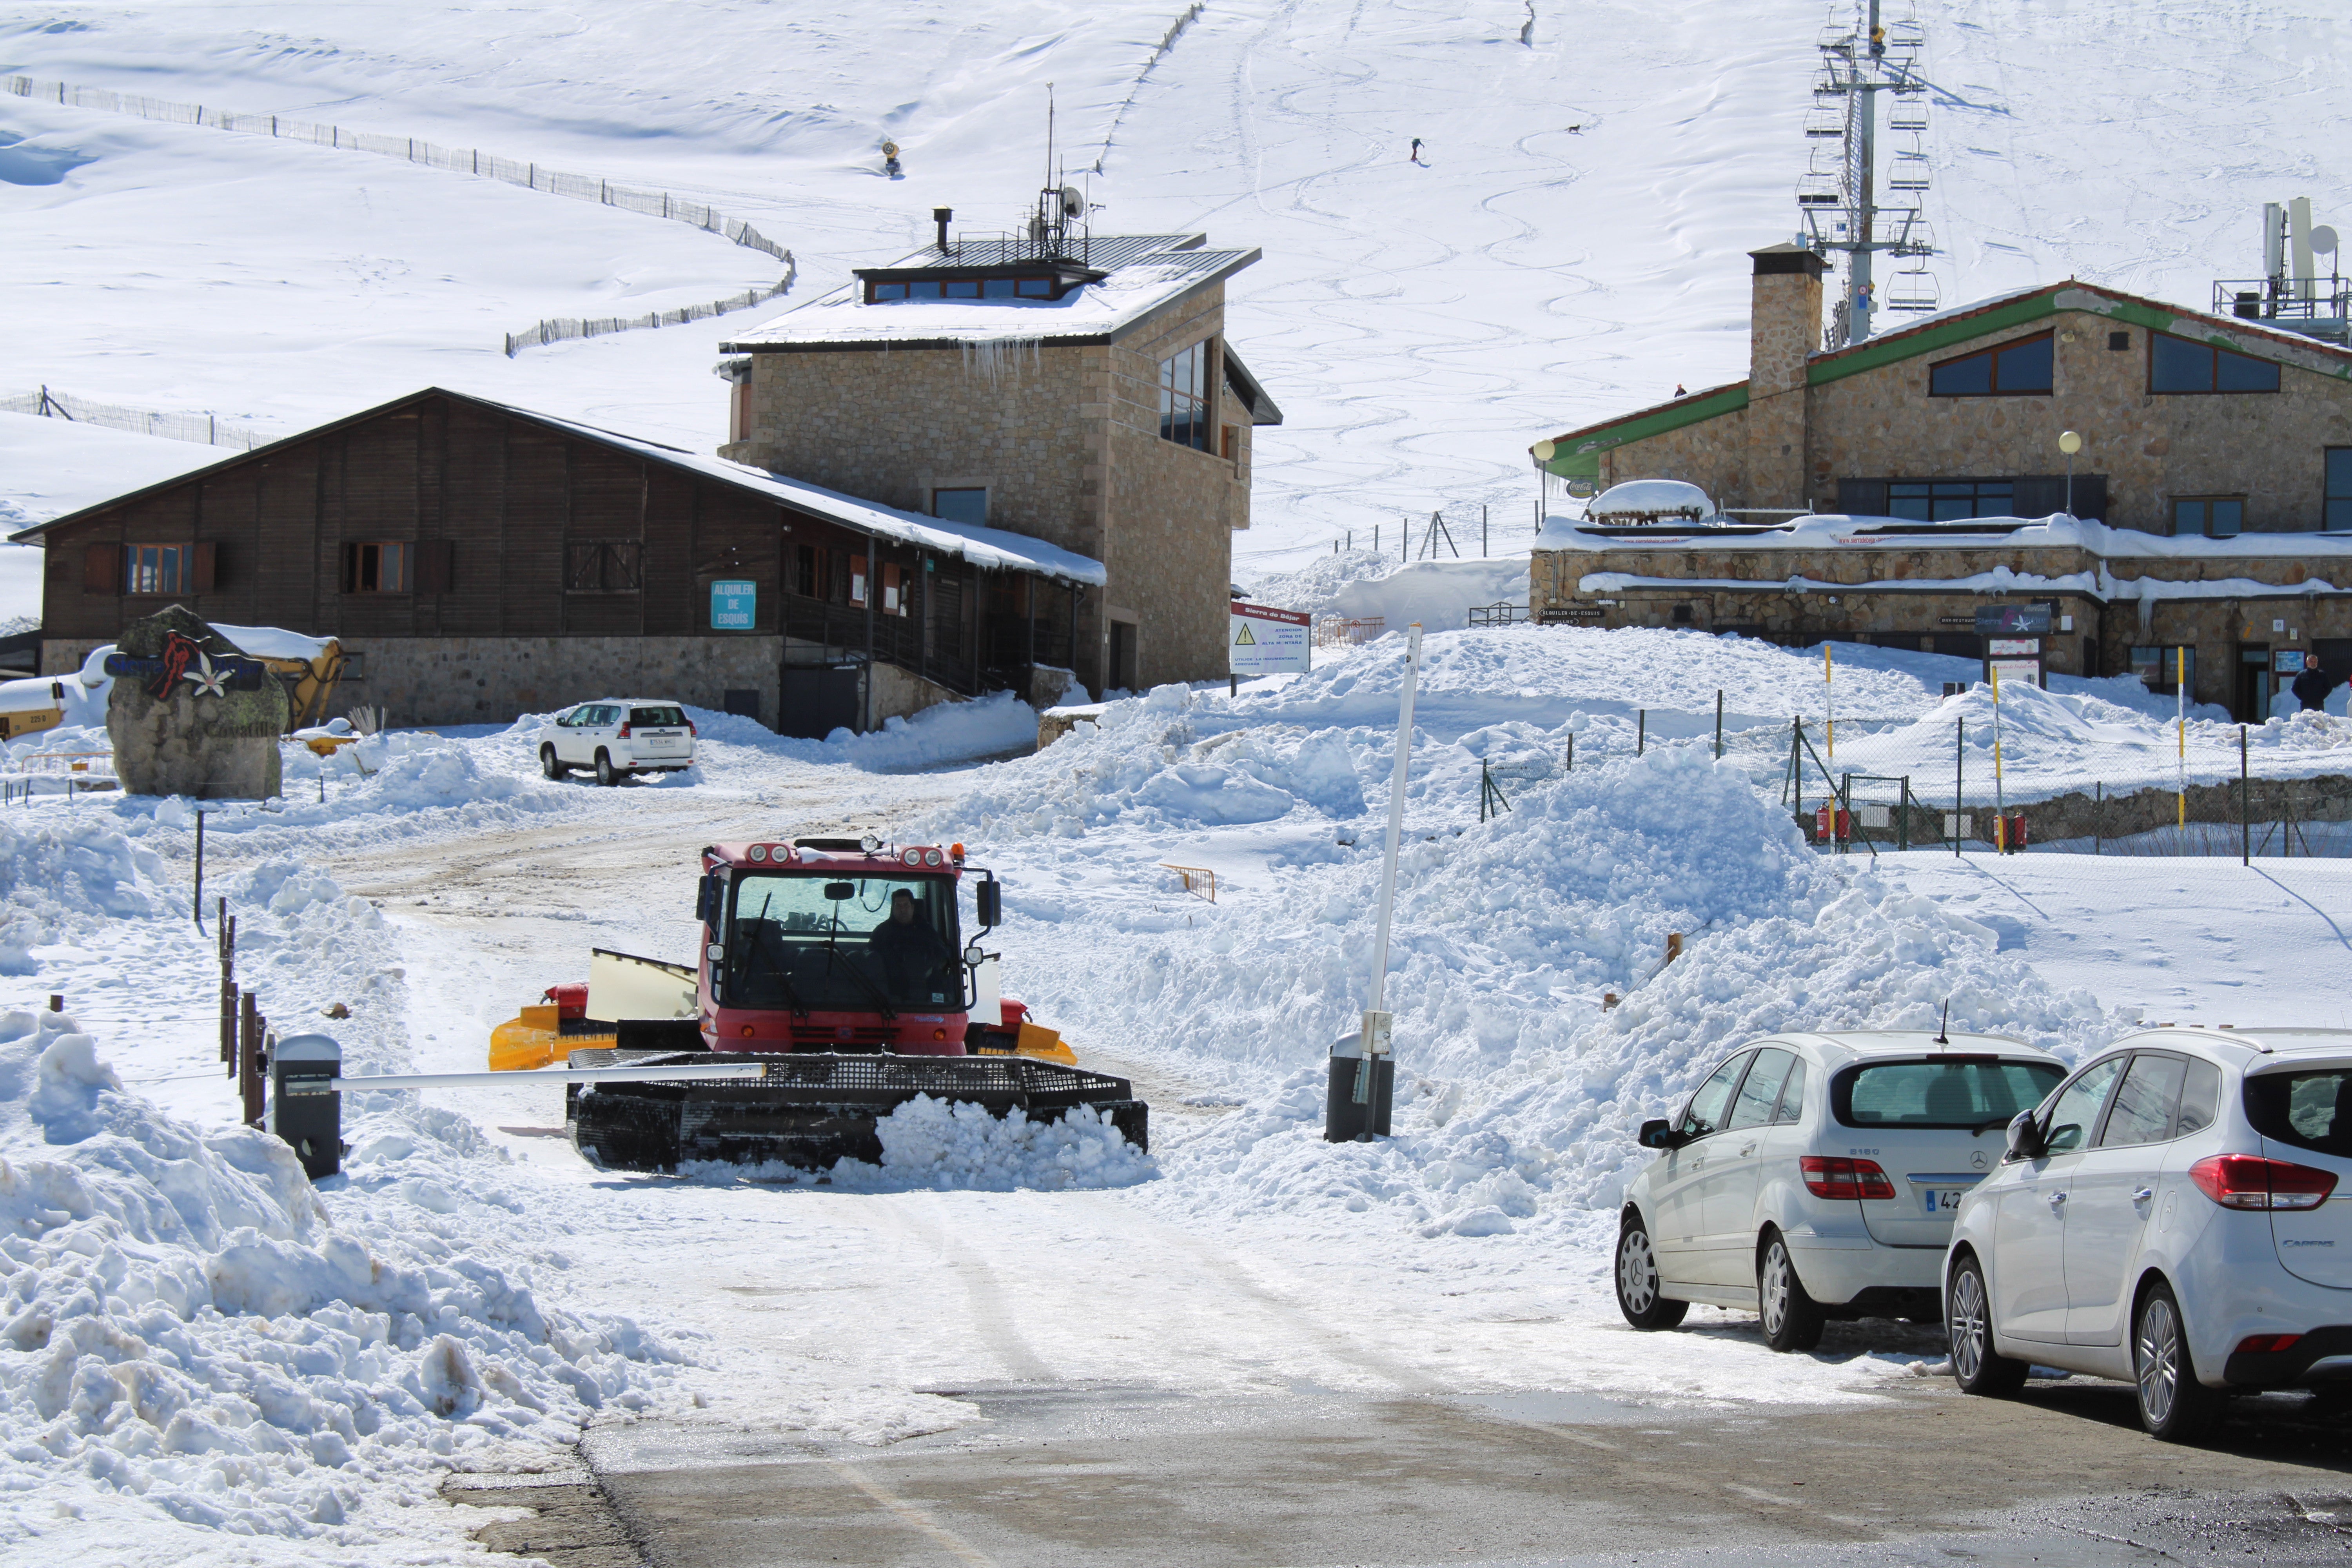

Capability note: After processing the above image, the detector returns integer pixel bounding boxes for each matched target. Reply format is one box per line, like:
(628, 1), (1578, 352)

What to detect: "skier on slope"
(1409, 137), (1424, 164)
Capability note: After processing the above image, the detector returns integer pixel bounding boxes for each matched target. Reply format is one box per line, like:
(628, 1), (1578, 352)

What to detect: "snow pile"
(0, 1010), (676, 1548)
(1003, 746), (2114, 1235)
(828, 690), (1040, 769)
(1586, 478), (1714, 520)
(1242, 549), (1401, 614)
(1325, 558), (1531, 634)
(685, 1098), (1155, 1192)
(0, 812), (169, 972)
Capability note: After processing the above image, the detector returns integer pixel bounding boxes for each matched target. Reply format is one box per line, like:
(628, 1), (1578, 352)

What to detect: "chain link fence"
(0, 386), (269, 450)
(6, 75), (797, 355)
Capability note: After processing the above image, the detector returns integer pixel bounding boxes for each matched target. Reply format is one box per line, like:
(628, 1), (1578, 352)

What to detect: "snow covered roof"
(10, 390), (1108, 588)
(722, 234), (1260, 352)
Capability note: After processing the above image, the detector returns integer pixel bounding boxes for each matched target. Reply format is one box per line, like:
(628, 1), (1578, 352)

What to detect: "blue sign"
(710, 579), (757, 630)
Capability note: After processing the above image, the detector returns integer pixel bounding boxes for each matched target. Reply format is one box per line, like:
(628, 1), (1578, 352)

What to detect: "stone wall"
(51, 635), (787, 730)
(1591, 299), (2352, 528)
(720, 285), (1250, 693)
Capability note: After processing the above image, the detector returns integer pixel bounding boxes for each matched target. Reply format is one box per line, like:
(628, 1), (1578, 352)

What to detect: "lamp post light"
(2058, 430), (2084, 518)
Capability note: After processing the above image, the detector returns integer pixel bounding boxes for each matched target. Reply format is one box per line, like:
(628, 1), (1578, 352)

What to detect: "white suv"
(1617, 1032), (2067, 1351)
(1945, 1027), (2352, 1441)
(538, 700), (697, 785)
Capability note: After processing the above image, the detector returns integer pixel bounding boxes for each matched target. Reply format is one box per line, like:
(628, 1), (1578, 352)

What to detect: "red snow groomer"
(503, 835), (1145, 1173)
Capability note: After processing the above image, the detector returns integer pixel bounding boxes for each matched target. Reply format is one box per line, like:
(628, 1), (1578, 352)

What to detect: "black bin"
(1324, 1052), (1393, 1142)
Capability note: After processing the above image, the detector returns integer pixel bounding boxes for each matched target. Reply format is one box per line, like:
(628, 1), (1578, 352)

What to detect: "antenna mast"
(1799, 0), (1938, 347)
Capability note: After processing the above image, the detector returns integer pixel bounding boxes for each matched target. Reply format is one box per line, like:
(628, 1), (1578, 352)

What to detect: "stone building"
(1525, 244), (2352, 719)
(719, 216), (1281, 693)
(1534, 245), (2352, 531)
(22, 389), (1104, 731)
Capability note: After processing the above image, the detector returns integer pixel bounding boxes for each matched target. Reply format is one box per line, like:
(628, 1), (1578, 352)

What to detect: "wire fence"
(0, 386), (270, 450)
(5, 74), (797, 356)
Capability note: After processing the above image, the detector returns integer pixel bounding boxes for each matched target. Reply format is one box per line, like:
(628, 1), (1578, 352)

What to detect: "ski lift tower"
(1798, 0), (1938, 347)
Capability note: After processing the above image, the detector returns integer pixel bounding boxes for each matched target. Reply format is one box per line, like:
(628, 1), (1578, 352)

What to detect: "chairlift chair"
(1888, 100), (1928, 131)
(1888, 151), (1931, 192)
(1886, 19), (1926, 51)
(1886, 268), (1940, 314)
(1797, 172), (1844, 208)
(1804, 107), (1847, 138)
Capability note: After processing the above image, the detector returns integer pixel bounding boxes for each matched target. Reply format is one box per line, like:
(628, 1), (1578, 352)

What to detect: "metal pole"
(1637, 710), (1646, 755)
(2177, 646), (2188, 832)
(1992, 665), (2007, 852)
(2095, 780), (2103, 855)
(2241, 724), (2251, 866)
(1955, 718), (1964, 856)
(1715, 690), (1724, 759)
(192, 809), (205, 931)
(1367, 624), (1424, 1018)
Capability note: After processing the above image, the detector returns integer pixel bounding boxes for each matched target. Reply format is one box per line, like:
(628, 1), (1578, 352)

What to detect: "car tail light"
(933, 1027), (947, 1041)
(1799, 1155), (1898, 1201)
(617, 722), (632, 739)
(2236, 1333), (2304, 1355)
(687, 720), (697, 737)
(2189, 1154), (2338, 1210)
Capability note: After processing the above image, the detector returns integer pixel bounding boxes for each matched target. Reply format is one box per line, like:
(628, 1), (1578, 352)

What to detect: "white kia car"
(1617, 1031), (2067, 1351)
(1945, 1026), (2352, 1441)
(537, 700), (697, 785)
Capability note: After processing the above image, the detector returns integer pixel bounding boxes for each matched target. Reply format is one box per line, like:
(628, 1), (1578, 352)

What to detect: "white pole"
(1367, 623), (1424, 1020)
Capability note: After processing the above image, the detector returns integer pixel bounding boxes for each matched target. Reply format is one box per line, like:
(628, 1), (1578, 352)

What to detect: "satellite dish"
(2313, 225), (2339, 255)
(1060, 185), (1085, 218)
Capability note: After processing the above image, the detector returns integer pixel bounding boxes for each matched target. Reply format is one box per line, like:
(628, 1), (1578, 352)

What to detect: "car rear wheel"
(595, 750), (619, 787)
(1614, 1213), (1688, 1331)
(2133, 1279), (2224, 1443)
(1757, 1229), (1826, 1352)
(1946, 1252), (2027, 1396)
(540, 744), (567, 780)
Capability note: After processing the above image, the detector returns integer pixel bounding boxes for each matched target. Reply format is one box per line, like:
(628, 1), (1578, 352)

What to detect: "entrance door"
(1109, 620), (1138, 693)
(2238, 644), (2273, 722)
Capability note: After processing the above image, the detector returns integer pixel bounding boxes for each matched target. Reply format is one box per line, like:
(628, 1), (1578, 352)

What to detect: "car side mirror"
(975, 879), (1002, 928)
(1638, 1118), (1683, 1151)
(695, 872), (723, 925)
(2004, 1110), (2046, 1162)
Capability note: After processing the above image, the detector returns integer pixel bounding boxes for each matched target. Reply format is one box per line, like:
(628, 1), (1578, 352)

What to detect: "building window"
(1927, 332), (2053, 396)
(1159, 339), (1212, 450)
(2149, 330), (2279, 394)
(1886, 479), (2014, 521)
(2171, 497), (2244, 538)
(124, 543), (185, 595)
(933, 488), (988, 526)
(871, 281), (907, 301)
(867, 275), (1055, 303)
(2327, 449), (2352, 531)
(566, 541), (643, 592)
(2131, 645), (2195, 695)
(341, 541), (408, 594)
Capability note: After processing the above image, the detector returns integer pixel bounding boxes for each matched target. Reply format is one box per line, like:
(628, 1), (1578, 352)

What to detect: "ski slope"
(2, 0), (2347, 565)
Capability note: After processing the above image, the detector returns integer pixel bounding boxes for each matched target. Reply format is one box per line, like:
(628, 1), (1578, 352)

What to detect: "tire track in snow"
(884, 1197), (1058, 1383)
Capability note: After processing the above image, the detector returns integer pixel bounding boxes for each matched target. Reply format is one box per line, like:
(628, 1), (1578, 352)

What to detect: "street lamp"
(2057, 430), (2083, 518)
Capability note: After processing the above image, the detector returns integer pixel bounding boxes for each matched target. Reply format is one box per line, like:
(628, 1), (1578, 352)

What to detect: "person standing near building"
(2292, 659), (2337, 711)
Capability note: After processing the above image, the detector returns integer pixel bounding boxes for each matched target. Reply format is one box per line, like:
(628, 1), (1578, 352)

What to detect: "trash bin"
(269, 1032), (343, 1180)
(1324, 1029), (1394, 1143)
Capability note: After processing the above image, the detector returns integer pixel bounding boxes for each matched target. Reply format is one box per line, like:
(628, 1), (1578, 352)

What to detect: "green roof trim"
(1805, 291), (2058, 386)
(1538, 383), (1748, 477)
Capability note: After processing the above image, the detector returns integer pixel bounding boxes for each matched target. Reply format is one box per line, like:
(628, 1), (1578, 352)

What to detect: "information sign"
(1974, 604), (2053, 635)
(1230, 601), (1312, 676)
(710, 579), (757, 630)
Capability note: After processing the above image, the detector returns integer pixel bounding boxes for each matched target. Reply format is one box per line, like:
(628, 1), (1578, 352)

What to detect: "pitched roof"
(9, 389), (1107, 587)
(721, 234), (1260, 353)
(1533, 277), (2352, 476)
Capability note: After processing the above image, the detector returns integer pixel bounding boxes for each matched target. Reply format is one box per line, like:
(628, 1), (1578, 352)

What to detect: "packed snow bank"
(986, 746), (2116, 1240)
(686, 1097), (1155, 1191)
(1243, 549), (1403, 615)
(1327, 557), (1530, 634)
(828, 690), (1040, 769)
(0, 1009), (676, 1548)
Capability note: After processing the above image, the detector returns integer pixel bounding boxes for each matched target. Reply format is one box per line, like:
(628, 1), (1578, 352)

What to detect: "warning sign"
(1230, 601), (1311, 677)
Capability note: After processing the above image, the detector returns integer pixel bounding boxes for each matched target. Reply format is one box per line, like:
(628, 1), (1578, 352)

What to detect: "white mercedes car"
(537, 700), (697, 785)
(1945, 1026), (2352, 1441)
(1617, 1031), (2067, 1350)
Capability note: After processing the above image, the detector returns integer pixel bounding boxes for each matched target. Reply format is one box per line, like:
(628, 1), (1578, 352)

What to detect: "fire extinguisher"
(1816, 802), (1833, 841)
(2008, 813), (2028, 852)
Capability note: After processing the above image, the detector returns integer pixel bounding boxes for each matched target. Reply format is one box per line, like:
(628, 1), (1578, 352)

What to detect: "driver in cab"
(869, 888), (951, 995)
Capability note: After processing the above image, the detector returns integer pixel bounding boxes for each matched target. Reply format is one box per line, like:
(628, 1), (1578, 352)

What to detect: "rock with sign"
(105, 606), (287, 798)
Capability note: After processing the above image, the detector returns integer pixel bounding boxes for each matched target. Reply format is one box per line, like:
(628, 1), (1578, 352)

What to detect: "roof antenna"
(1935, 998), (1950, 1046)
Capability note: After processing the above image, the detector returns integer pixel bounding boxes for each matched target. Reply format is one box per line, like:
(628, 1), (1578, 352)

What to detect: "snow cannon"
(501, 835), (1142, 1172)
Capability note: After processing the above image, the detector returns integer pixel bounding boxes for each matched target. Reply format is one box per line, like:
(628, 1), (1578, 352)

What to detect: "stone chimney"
(1745, 243), (1826, 510)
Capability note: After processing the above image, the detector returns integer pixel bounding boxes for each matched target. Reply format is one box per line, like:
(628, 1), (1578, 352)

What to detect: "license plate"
(1922, 1188), (1968, 1215)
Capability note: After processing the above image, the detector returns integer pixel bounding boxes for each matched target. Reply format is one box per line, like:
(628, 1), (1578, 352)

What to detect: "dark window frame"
(1159, 338), (1214, 452)
(2169, 496), (2246, 539)
(341, 541), (410, 595)
(932, 487), (989, 526)
(2326, 448), (2352, 532)
(2130, 643), (2196, 695)
(2148, 330), (2281, 395)
(564, 540), (644, 594)
(1885, 477), (2017, 522)
(123, 542), (187, 597)
(1927, 331), (2055, 398)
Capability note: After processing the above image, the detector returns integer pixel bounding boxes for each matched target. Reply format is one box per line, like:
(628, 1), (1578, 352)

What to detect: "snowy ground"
(3, 0), (2349, 568)
(9, 628), (2352, 1558)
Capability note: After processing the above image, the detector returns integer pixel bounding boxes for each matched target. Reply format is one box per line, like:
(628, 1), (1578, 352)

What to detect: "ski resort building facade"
(23, 389), (1105, 732)
(717, 221), (1281, 696)
(1528, 246), (2352, 720)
